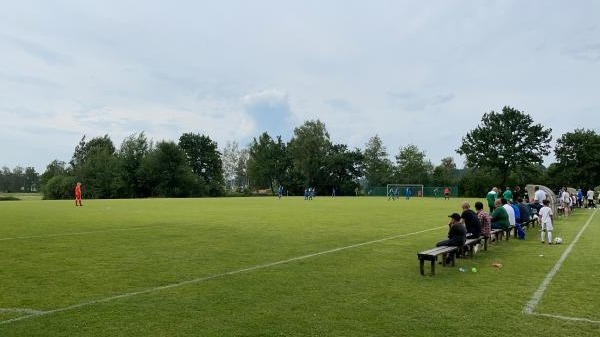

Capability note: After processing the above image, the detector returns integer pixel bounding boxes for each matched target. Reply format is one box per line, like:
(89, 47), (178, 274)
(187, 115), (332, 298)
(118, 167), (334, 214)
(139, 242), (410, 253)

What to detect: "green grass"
(1, 197), (599, 336)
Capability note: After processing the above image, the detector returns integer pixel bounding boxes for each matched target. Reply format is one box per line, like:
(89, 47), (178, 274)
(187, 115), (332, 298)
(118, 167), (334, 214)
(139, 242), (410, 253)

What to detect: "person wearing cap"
(436, 213), (467, 248)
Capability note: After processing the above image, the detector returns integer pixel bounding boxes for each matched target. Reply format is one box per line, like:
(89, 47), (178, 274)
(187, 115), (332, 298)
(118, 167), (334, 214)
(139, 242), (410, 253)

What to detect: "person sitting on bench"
(461, 201), (481, 239)
(436, 213), (467, 264)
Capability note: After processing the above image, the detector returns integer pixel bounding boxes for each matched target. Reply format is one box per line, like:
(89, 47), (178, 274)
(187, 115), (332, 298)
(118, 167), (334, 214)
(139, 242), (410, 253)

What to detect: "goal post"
(386, 184), (424, 197)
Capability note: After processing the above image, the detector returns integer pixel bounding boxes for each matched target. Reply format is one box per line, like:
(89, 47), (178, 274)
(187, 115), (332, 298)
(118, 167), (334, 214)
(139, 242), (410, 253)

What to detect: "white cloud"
(1, 0), (599, 172)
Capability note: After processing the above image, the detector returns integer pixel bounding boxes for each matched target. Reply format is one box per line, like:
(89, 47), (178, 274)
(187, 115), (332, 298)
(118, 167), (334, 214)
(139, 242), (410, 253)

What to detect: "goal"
(386, 184), (424, 198)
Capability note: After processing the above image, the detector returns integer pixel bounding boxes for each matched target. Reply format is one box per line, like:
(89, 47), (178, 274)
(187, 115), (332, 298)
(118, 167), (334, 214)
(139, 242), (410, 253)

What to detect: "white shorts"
(541, 221), (553, 231)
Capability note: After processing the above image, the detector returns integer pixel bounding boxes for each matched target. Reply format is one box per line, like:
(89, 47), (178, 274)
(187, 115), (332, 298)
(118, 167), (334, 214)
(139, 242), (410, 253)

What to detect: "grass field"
(1, 196), (599, 336)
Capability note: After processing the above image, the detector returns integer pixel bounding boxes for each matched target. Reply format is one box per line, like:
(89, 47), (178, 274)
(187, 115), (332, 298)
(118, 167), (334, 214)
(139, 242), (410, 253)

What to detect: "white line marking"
(0, 224), (181, 241)
(530, 312), (600, 325)
(523, 208), (597, 315)
(0, 308), (45, 314)
(0, 226), (444, 325)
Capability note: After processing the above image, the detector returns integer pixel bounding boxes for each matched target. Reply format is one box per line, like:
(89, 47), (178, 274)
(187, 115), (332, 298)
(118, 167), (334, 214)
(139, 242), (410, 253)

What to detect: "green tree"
(117, 132), (151, 198)
(40, 160), (68, 199)
(431, 157), (458, 187)
(324, 144), (363, 195)
(550, 129), (600, 188)
(456, 106), (552, 188)
(69, 135), (119, 199)
(247, 133), (290, 193)
(287, 120), (332, 189)
(394, 144), (432, 184)
(363, 135), (393, 189)
(141, 141), (199, 197)
(24, 167), (39, 192)
(179, 133), (225, 196)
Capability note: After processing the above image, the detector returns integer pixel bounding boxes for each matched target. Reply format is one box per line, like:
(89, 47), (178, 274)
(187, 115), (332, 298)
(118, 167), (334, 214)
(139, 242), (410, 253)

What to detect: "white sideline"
(0, 308), (44, 314)
(0, 224), (184, 241)
(0, 226), (445, 325)
(523, 208), (598, 323)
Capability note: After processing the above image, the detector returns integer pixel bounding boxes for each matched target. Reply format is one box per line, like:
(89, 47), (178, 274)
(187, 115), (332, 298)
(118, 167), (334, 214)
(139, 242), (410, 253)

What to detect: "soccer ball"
(554, 237), (563, 244)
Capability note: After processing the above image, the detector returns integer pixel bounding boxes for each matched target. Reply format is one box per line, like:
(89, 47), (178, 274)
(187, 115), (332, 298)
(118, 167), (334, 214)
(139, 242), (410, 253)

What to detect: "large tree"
(456, 106), (552, 188)
(549, 129), (600, 189)
(431, 157), (458, 187)
(117, 132), (151, 198)
(247, 133), (290, 193)
(363, 135), (393, 189)
(394, 144), (432, 185)
(178, 133), (225, 196)
(69, 135), (120, 199)
(287, 120), (332, 188)
(140, 141), (198, 197)
(323, 144), (363, 195)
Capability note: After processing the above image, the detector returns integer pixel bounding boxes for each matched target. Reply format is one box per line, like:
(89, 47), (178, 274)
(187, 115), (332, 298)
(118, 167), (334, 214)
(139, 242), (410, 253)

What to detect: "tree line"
(2, 106), (599, 199)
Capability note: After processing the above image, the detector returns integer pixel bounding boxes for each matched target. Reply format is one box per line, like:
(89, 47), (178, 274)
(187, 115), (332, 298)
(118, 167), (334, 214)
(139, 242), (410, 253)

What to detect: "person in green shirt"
(491, 199), (509, 230)
(486, 187), (498, 212)
(503, 186), (513, 202)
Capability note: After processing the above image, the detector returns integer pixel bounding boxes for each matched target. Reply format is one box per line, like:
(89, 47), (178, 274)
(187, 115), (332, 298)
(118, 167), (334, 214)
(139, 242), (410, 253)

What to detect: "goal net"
(386, 184), (424, 197)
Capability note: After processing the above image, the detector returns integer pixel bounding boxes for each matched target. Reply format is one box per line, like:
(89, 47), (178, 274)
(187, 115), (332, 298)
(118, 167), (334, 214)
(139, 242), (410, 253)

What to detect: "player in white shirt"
(539, 199), (554, 244)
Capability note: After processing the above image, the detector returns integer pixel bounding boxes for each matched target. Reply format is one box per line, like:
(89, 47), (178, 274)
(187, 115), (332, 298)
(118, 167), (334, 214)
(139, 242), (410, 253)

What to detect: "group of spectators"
(435, 185), (563, 263)
(557, 187), (596, 216)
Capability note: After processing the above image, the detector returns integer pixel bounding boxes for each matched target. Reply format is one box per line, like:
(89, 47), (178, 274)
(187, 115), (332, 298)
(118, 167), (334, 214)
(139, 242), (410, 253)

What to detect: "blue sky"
(1, 0), (599, 172)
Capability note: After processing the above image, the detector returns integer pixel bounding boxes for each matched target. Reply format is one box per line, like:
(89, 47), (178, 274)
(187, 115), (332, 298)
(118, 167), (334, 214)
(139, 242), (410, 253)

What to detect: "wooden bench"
(417, 246), (458, 276)
(462, 236), (485, 257)
(491, 228), (508, 242)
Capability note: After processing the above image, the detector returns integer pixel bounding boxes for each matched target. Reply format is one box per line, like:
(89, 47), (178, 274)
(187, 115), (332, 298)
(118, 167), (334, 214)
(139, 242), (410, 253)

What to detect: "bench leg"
(419, 259), (425, 276)
(484, 237), (488, 251)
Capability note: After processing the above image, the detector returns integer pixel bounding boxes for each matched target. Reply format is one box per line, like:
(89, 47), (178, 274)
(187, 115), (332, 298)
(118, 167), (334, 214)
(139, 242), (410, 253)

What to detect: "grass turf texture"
(1, 197), (599, 336)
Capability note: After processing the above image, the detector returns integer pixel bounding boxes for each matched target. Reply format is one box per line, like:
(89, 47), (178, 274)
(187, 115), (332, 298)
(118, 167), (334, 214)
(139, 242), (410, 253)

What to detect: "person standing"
(503, 187), (513, 202)
(561, 188), (571, 216)
(443, 187), (450, 200)
(587, 188), (595, 208)
(74, 182), (83, 206)
(539, 199), (554, 244)
(486, 187), (498, 212)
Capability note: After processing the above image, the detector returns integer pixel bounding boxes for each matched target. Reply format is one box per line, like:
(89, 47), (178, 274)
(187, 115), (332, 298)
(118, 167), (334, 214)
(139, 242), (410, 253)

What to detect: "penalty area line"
(0, 225), (444, 325)
(523, 208), (597, 317)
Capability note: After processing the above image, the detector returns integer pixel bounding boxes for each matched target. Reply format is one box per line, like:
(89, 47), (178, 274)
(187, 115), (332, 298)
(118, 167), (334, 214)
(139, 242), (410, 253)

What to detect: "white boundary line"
(0, 224), (187, 242)
(0, 308), (45, 314)
(523, 208), (599, 324)
(0, 226), (444, 325)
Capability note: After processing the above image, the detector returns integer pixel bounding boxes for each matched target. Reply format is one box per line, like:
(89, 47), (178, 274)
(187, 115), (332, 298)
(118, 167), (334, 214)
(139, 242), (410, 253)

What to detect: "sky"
(1, 0), (599, 173)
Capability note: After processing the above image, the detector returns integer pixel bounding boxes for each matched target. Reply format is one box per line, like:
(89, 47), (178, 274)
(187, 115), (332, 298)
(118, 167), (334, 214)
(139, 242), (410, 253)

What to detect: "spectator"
(513, 186), (521, 202)
(475, 201), (491, 240)
(436, 213), (467, 264)
(491, 199), (509, 231)
(587, 188), (595, 208)
(503, 187), (513, 202)
(502, 198), (516, 228)
(576, 188), (584, 208)
(461, 201), (481, 239)
(517, 197), (532, 224)
(560, 187), (571, 216)
(487, 187), (498, 212)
